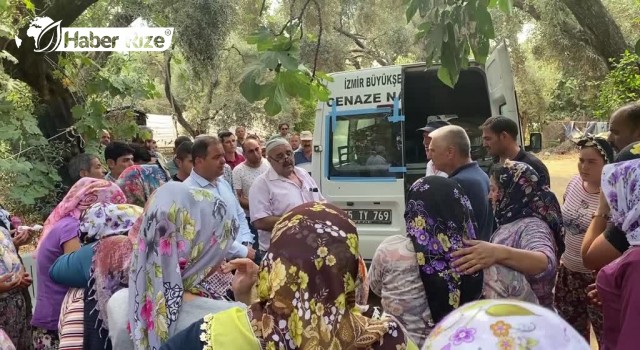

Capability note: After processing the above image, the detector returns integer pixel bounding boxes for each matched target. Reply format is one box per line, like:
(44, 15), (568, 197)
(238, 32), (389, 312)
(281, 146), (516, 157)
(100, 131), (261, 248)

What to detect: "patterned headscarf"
(117, 164), (168, 207)
(128, 182), (238, 349)
(37, 177), (126, 252)
(405, 176), (483, 323)
(492, 160), (564, 258)
(602, 158), (640, 246)
(79, 203), (143, 243)
(247, 202), (410, 350)
(576, 136), (614, 163)
(423, 299), (589, 350)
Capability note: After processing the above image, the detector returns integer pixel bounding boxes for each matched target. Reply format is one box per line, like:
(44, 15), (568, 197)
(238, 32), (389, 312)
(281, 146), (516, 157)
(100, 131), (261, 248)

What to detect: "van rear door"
(485, 42), (523, 145)
(315, 66), (405, 259)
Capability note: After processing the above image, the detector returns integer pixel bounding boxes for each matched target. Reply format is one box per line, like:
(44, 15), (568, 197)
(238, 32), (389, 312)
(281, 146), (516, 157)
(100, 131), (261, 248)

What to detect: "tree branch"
(163, 50), (198, 137)
(310, 0), (322, 77)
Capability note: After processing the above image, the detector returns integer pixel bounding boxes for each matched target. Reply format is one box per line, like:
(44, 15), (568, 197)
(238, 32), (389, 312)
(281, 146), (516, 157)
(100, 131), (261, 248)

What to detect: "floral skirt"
(553, 263), (603, 345)
(0, 288), (32, 350)
(32, 328), (59, 350)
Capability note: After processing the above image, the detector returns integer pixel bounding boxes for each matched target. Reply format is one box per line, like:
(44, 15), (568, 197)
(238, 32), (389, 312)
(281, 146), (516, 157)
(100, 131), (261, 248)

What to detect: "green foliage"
(407, 0), (511, 87)
(547, 78), (596, 120)
(241, 26), (332, 116)
(594, 51), (640, 120)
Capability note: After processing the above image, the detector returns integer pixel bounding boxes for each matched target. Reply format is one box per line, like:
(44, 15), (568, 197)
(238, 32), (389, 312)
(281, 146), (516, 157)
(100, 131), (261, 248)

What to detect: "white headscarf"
(423, 299), (589, 349)
(602, 158), (640, 246)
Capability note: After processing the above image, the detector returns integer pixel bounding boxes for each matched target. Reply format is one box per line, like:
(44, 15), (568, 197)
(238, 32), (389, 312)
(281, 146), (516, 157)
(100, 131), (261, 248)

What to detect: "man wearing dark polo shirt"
(481, 116), (550, 187)
(428, 125), (493, 241)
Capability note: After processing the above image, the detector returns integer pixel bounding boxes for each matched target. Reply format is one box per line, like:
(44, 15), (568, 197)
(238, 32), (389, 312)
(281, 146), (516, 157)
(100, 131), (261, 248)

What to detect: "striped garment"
(561, 175), (600, 273)
(58, 288), (84, 349)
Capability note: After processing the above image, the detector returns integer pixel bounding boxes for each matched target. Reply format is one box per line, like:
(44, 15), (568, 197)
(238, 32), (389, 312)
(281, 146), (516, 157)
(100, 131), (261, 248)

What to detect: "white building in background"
(146, 114), (179, 148)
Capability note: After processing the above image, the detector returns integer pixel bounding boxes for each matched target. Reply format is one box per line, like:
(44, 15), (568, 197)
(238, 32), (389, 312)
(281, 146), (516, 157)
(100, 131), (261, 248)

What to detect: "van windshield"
(329, 111), (403, 179)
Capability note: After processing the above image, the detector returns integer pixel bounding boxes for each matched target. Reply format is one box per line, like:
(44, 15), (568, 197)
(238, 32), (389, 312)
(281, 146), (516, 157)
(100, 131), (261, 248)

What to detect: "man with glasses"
(277, 122), (291, 140)
(249, 137), (324, 254)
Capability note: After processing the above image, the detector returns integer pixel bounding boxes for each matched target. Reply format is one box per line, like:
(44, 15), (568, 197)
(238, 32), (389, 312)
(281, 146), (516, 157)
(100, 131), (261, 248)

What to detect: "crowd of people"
(0, 102), (637, 349)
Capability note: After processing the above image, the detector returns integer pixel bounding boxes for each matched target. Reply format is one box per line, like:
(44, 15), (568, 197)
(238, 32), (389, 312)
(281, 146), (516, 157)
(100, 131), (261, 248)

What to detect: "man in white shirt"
(417, 120), (450, 177)
(250, 138), (325, 252)
(232, 137), (270, 254)
(183, 135), (256, 261)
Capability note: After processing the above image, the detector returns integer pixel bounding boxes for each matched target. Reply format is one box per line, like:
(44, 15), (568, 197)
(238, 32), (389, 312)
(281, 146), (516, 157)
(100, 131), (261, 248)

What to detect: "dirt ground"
(540, 152), (579, 200)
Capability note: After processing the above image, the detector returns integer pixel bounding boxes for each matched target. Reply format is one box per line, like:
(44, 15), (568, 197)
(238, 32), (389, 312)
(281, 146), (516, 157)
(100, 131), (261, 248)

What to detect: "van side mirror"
(528, 132), (542, 153)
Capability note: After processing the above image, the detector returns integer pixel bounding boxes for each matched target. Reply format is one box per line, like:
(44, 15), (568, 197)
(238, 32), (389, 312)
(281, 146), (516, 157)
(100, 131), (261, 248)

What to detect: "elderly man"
(607, 102), (640, 152)
(68, 153), (105, 183)
(249, 137), (324, 252)
(428, 125), (493, 241)
(100, 130), (111, 146)
(183, 135), (256, 260)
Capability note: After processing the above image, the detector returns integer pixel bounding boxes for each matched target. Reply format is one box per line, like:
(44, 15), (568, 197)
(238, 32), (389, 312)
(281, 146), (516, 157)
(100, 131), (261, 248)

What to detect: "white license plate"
(346, 209), (392, 224)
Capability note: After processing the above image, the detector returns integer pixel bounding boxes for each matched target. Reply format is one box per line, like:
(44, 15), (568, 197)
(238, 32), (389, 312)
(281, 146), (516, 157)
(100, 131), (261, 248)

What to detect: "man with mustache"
(249, 138), (325, 255)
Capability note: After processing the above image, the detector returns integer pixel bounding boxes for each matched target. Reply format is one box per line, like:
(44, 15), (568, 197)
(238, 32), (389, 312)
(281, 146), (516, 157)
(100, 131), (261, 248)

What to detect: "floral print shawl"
(492, 160), (564, 258)
(423, 299), (589, 350)
(602, 158), (640, 246)
(405, 176), (483, 323)
(117, 164), (168, 207)
(79, 203), (143, 243)
(128, 182), (239, 349)
(248, 201), (412, 350)
(37, 177), (126, 252)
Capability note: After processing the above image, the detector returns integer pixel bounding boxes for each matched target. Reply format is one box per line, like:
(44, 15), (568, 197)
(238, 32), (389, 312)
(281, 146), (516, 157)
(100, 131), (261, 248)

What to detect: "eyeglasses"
(268, 152), (294, 163)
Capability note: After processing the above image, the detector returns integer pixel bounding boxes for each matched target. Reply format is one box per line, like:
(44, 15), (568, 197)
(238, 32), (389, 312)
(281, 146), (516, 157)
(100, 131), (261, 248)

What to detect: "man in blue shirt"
(428, 125), (493, 241)
(183, 135), (256, 261)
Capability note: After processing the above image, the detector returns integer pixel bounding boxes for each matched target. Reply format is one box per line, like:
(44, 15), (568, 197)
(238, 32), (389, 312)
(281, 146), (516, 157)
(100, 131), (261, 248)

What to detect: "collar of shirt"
(266, 166), (306, 182)
(104, 172), (117, 182)
(188, 169), (217, 188)
(449, 161), (479, 177)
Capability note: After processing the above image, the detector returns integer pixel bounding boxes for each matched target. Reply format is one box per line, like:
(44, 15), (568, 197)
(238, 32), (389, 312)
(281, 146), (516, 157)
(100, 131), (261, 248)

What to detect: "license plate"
(346, 209), (392, 224)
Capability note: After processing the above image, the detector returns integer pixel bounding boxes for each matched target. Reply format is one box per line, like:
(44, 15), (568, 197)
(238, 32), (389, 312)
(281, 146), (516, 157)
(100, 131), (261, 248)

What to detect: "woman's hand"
(586, 283), (601, 307)
(0, 274), (20, 293)
(18, 271), (32, 288)
(12, 229), (30, 248)
(596, 191), (611, 217)
(223, 258), (258, 303)
(451, 239), (502, 274)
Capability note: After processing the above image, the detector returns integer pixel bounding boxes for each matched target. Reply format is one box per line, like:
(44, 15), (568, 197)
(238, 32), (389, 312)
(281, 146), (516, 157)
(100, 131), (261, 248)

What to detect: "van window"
(330, 112), (403, 178)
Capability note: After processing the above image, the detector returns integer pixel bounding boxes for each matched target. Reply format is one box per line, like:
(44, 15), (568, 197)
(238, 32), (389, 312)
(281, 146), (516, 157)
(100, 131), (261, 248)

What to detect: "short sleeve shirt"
(249, 167), (325, 251)
(232, 159), (270, 216)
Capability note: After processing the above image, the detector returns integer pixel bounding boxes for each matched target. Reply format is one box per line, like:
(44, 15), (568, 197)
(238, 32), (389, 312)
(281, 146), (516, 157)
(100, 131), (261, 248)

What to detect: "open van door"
(485, 42), (524, 146)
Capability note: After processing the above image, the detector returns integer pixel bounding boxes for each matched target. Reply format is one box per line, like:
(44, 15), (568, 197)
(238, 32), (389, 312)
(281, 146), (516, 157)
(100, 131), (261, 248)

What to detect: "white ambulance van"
(310, 44), (535, 260)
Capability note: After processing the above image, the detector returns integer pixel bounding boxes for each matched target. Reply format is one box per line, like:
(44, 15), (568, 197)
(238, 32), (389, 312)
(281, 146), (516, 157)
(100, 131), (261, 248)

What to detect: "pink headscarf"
(37, 178), (126, 252)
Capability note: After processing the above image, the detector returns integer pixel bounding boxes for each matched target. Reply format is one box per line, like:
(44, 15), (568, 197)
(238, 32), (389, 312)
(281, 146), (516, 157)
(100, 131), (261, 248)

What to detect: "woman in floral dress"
(368, 176), (483, 347)
(161, 201), (417, 350)
(452, 160), (562, 308)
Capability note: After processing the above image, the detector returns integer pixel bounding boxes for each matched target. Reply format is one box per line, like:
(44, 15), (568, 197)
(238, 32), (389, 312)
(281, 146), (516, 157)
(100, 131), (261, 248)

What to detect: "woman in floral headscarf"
(368, 176), (482, 347)
(422, 299), (589, 350)
(596, 158), (640, 350)
(117, 164), (168, 207)
(452, 160), (562, 308)
(161, 202), (417, 350)
(49, 203), (143, 350)
(33, 178), (125, 349)
(105, 182), (242, 350)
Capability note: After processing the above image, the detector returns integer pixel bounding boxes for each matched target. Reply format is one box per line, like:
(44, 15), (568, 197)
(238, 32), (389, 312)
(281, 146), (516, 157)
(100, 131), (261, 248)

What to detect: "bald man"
(429, 125), (492, 241)
(608, 102), (640, 152)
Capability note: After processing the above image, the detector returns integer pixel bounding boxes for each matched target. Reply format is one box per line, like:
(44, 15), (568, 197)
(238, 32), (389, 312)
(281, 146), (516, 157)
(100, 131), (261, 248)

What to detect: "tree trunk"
(558, 0), (629, 69)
